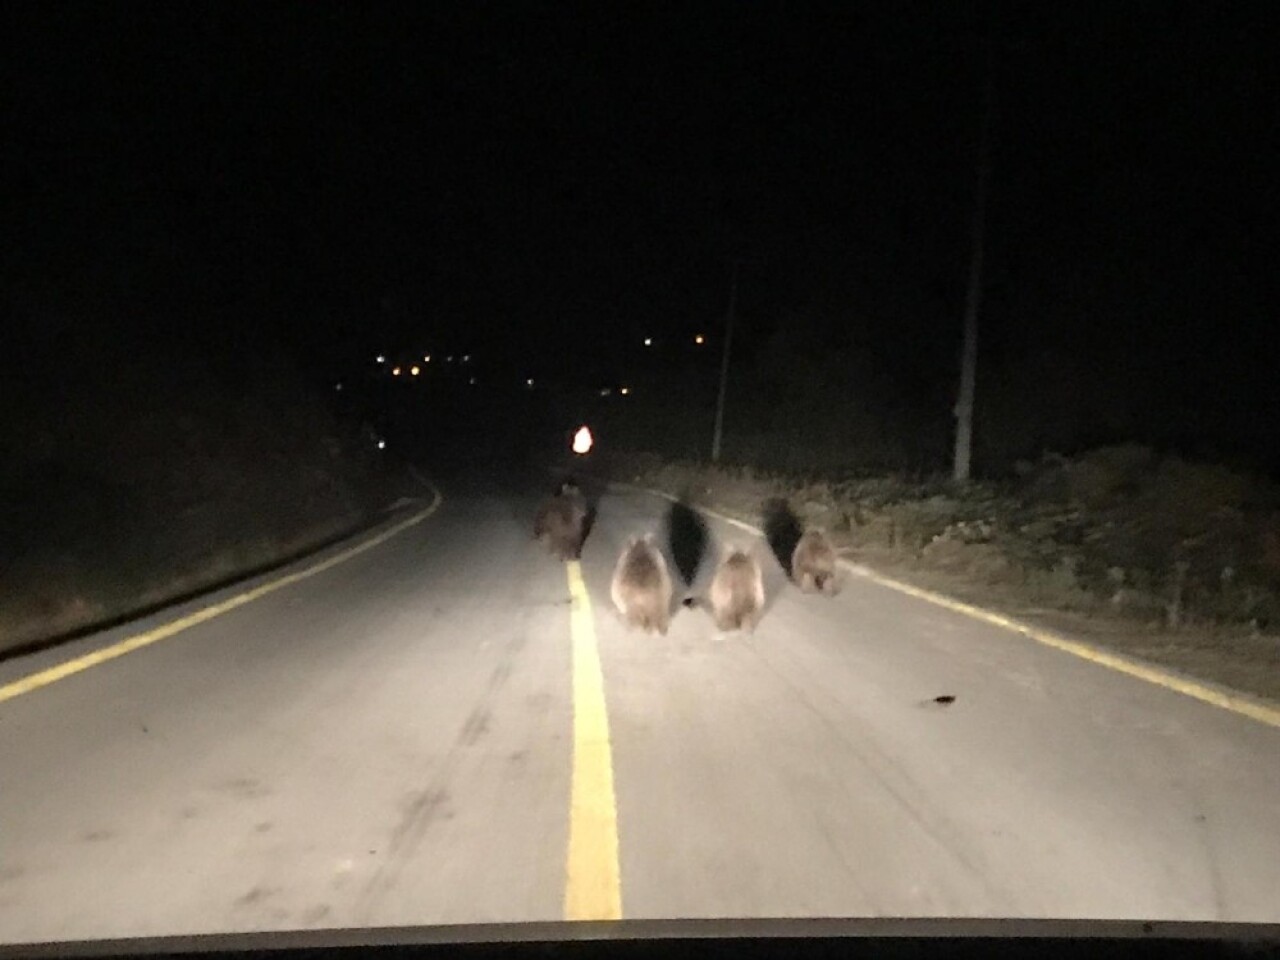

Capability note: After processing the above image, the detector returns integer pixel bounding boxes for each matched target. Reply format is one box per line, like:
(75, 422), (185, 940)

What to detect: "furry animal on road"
(791, 528), (839, 594)
(707, 546), (765, 632)
(533, 484), (588, 560)
(610, 534), (673, 635)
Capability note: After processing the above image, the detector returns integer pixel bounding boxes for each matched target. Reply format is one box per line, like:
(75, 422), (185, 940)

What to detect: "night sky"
(4, 2), (1278, 468)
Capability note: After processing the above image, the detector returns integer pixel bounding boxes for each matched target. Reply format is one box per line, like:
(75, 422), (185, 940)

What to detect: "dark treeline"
(5, 3), (1277, 480)
(591, 225), (1279, 479)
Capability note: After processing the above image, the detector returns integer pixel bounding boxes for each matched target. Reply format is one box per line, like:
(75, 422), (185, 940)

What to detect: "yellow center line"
(563, 560), (623, 921)
(0, 490), (443, 706)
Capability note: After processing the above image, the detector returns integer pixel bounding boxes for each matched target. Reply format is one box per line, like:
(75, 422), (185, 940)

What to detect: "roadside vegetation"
(0, 307), (414, 656)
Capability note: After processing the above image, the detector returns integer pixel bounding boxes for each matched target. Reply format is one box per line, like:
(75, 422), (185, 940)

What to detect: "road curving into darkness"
(2, 472), (1279, 943)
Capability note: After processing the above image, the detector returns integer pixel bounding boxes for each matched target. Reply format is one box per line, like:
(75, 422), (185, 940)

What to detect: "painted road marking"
(846, 564), (1280, 730)
(563, 560), (623, 921)
(623, 482), (1280, 731)
(0, 489), (443, 706)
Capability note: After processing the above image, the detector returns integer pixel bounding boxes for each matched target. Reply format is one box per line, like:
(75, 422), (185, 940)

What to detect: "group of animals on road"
(533, 479), (839, 635)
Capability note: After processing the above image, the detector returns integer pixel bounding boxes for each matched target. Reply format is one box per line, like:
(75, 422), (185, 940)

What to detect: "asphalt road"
(3, 475), (1280, 943)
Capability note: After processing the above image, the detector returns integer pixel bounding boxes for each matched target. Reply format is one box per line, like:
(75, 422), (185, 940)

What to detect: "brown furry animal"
(791, 528), (839, 594)
(707, 546), (765, 632)
(533, 486), (587, 560)
(610, 534), (673, 635)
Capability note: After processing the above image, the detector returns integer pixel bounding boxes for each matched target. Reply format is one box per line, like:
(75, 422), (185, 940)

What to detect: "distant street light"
(620, 387), (631, 396)
(643, 337), (653, 346)
(526, 378), (535, 387)
(391, 366), (402, 376)
(410, 365), (420, 376)
(599, 388), (613, 397)
(376, 354), (386, 364)
(462, 354), (471, 363)
(572, 425), (594, 455)
(424, 354), (431, 363)
(694, 334), (706, 345)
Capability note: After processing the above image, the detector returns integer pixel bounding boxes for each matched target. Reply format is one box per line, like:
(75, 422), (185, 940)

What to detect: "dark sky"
(4, 2), (1277, 408)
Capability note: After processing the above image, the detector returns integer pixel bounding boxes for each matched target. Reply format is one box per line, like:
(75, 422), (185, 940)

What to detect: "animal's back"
(610, 538), (672, 634)
(709, 550), (765, 631)
(535, 491), (588, 559)
(792, 529), (837, 593)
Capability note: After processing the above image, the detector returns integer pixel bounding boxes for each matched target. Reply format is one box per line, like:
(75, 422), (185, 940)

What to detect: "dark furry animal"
(664, 497), (709, 587)
(707, 546), (765, 632)
(610, 534), (673, 635)
(791, 528), (840, 594)
(762, 497), (804, 576)
(533, 485), (588, 560)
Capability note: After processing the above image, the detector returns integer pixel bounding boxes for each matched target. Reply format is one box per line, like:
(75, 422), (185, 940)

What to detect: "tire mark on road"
(352, 631), (523, 922)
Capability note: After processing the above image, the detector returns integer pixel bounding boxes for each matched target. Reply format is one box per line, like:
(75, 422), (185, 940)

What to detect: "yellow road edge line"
(621, 482), (1280, 731)
(0, 488), (444, 706)
(563, 560), (623, 921)
(847, 564), (1280, 730)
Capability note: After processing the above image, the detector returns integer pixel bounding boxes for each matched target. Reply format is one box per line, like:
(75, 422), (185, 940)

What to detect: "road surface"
(3, 475), (1280, 943)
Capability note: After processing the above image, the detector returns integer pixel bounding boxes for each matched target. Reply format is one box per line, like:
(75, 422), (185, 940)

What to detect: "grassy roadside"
(0, 485), (418, 659)
(592, 449), (1280, 704)
(0, 335), (420, 658)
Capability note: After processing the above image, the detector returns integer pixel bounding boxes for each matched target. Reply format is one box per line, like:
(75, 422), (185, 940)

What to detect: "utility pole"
(953, 49), (995, 483)
(711, 260), (738, 463)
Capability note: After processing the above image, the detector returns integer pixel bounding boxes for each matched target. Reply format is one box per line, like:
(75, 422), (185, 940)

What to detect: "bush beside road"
(0, 331), (418, 657)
